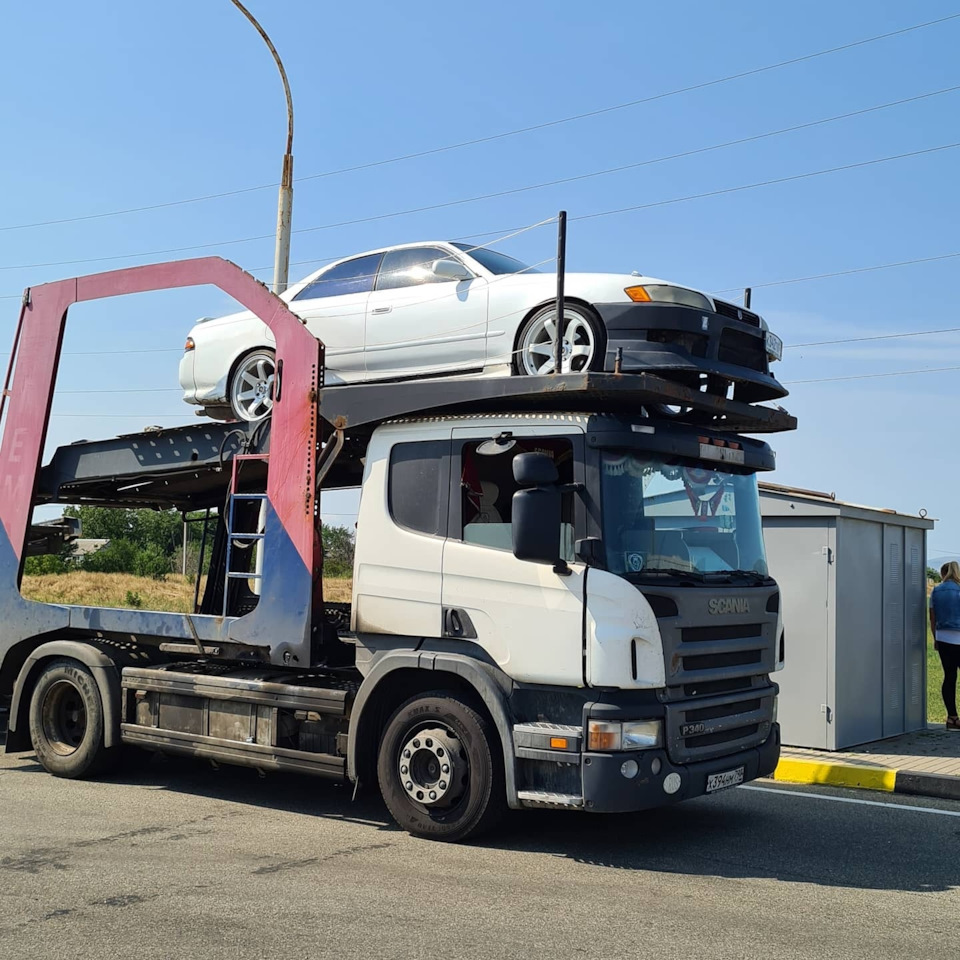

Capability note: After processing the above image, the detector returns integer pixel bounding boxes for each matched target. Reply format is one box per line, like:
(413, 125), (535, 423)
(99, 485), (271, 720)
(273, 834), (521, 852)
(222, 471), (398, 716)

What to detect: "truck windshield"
(600, 450), (767, 581)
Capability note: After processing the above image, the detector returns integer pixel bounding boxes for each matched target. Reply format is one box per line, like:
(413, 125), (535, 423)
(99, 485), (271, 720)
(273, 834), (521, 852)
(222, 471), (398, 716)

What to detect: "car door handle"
(371, 306), (392, 315)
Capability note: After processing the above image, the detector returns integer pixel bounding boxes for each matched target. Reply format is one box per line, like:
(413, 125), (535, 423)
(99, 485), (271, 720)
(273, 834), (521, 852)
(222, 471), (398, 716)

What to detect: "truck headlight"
(587, 719), (663, 751)
(622, 720), (663, 749)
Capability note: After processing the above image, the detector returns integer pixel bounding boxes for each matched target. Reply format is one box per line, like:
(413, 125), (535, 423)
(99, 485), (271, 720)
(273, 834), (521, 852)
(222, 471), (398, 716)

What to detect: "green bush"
(81, 539), (138, 574)
(23, 554), (69, 575)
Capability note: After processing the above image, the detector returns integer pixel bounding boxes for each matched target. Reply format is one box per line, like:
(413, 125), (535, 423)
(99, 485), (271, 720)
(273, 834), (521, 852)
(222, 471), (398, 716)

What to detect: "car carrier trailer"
(0, 257), (795, 841)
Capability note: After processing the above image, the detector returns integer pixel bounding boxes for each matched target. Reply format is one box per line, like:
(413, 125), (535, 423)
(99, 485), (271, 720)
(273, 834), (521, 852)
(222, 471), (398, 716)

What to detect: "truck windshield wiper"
(633, 567), (705, 582)
(726, 569), (771, 583)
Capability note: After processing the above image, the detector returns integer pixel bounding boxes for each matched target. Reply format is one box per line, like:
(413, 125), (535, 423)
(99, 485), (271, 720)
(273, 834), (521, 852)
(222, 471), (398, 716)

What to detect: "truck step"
(517, 790), (584, 809)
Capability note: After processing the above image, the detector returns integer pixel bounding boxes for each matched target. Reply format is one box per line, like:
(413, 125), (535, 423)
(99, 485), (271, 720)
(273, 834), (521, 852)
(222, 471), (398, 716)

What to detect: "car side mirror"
(431, 259), (473, 281)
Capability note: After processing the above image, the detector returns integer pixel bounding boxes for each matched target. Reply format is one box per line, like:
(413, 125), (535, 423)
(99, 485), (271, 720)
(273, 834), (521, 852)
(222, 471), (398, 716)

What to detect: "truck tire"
(377, 691), (506, 842)
(28, 659), (117, 779)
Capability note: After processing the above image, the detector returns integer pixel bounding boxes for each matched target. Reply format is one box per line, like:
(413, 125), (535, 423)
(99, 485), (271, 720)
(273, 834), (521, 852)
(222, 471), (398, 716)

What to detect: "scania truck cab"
(0, 258), (792, 841)
(351, 410), (781, 820)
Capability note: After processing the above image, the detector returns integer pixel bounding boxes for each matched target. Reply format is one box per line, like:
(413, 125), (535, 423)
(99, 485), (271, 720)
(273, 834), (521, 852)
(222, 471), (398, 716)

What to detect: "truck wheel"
(28, 659), (116, 779)
(377, 692), (506, 842)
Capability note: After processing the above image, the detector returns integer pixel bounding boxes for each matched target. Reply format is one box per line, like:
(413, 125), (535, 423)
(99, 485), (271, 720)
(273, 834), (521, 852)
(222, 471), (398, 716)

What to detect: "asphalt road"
(1, 738), (958, 960)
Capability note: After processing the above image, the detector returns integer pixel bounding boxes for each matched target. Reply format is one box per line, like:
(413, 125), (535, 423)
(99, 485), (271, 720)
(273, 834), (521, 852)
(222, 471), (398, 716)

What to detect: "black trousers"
(937, 641), (960, 718)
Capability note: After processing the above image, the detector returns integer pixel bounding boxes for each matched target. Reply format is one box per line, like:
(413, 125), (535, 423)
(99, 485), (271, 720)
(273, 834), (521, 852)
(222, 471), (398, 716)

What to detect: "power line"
(787, 326), (960, 349)
(3, 139), (958, 275)
(1, 12), (955, 234)
(715, 251), (960, 294)
(786, 364), (960, 384)
(569, 141), (960, 225)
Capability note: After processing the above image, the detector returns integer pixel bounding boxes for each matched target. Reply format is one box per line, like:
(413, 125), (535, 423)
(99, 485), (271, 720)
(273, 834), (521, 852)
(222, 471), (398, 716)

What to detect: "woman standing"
(930, 561), (960, 731)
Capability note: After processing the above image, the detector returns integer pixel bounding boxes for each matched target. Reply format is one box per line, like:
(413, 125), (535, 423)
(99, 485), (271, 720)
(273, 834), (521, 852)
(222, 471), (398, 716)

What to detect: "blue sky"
(1, 1), (958, 557)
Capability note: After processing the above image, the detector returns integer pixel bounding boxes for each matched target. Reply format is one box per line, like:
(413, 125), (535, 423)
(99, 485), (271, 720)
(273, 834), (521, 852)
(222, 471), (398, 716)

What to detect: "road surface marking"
(741, 784), (960, 817)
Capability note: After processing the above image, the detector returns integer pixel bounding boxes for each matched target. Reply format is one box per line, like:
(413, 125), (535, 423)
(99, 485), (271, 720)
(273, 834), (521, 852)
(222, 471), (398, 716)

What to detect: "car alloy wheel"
(230, 350), (276, 422)
(517, 305), (601, 375)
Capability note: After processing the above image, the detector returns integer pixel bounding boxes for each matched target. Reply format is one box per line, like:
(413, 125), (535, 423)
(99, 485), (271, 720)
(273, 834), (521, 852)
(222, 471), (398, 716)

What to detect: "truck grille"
(667, 622), (770, 687)
(665, 688), (774, 763)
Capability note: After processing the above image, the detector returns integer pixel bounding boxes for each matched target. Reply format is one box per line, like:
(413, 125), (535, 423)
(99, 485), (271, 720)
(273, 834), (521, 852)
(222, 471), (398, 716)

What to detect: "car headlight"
(624, 284), (713, 312)
(587, 719), (663, 751)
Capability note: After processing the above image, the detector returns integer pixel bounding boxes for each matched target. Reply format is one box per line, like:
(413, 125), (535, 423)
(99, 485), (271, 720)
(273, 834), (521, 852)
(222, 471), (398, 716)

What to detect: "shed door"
(882, 525), (905, 738)
(763, 519), (831, 749)
(903, 527), (927, 733)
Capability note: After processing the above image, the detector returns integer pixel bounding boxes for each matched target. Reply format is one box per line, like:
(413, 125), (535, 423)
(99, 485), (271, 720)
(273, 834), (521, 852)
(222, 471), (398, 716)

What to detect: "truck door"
(441, 428), (586, 687)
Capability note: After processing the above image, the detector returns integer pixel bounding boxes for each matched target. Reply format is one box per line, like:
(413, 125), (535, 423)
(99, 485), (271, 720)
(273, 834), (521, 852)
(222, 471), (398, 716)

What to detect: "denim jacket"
(931, 580), (960, 631)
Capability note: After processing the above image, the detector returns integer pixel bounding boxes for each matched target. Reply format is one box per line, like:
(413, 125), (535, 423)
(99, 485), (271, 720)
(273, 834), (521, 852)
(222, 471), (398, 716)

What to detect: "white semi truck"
(1, 258), (792, 841)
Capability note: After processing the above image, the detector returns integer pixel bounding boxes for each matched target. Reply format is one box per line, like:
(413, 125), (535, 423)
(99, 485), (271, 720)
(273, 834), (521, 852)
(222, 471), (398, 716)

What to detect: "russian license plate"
(765, 331), (783, 361)
(706, 766), (745, 793)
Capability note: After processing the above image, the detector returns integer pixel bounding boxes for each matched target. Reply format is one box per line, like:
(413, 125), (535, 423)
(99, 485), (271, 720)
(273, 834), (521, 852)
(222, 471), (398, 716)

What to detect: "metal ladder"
(223, 453), (269, 618)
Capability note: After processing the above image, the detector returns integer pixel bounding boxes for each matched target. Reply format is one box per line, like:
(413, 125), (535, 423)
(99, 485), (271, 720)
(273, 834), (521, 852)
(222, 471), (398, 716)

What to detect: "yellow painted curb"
(773, 757), (897, 792)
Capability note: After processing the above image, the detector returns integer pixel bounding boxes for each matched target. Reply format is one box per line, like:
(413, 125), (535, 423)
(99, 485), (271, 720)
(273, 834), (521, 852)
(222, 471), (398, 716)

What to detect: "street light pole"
(229, 0), (294, 295)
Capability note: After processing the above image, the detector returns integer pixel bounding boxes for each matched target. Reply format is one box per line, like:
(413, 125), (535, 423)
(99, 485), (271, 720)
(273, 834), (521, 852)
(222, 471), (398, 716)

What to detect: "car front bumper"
(593, 302), (787, 403)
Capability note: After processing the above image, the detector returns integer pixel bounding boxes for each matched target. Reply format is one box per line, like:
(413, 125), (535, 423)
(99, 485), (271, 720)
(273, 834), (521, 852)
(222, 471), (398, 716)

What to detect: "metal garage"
(760, 483), (934, 750)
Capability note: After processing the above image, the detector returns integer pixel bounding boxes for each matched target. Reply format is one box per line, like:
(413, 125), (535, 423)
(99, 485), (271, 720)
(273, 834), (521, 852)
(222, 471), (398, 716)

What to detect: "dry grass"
(20, 571), (352, 610)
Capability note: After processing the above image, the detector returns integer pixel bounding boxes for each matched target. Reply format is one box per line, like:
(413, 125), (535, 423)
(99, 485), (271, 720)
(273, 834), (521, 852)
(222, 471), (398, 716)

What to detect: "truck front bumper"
(580, 723), (780, 813)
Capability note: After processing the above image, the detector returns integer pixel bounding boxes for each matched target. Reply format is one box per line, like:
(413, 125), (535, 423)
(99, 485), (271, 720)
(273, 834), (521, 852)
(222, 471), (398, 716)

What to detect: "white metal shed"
(760, 483), (934, 750)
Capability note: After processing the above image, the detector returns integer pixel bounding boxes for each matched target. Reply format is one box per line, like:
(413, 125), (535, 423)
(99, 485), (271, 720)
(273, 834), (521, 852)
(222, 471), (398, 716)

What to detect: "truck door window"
(460, 438), (575, 558)
(388, 440), (449, 536)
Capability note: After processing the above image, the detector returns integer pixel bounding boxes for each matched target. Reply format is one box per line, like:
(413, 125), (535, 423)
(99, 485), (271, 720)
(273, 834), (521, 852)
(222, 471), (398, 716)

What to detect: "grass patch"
(21, 571), (352, 610)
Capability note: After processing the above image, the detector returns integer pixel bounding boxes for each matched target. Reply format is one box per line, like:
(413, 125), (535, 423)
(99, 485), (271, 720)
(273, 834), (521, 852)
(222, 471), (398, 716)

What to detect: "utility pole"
(229, 1), (294, 294)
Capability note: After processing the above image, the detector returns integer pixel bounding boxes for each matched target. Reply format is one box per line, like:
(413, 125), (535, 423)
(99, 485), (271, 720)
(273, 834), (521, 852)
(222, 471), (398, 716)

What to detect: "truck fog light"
(663, 772), (682, 795)
(620, 759), (639, 779)
(651, 758), (662, 776)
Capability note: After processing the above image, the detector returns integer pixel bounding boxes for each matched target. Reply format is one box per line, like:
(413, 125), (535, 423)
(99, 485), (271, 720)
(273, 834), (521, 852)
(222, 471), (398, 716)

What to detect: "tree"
(322, 524), (354, 578)
(928, 567), (942, 584)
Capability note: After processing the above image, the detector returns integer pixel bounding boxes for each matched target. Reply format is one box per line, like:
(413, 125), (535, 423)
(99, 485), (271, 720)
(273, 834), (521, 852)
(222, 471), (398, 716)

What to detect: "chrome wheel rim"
(231, 353), (276, 421)
(41, 680), (87, 756)
(520, 309), (596, 375)
(398, 725), (467, 808)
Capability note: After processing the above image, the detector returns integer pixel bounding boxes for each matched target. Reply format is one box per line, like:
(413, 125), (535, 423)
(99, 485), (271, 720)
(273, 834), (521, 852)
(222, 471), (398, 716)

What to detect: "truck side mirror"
(511, 452), (565, 570)
(512, 486), (562, 567)
(512, 452), (558, 487)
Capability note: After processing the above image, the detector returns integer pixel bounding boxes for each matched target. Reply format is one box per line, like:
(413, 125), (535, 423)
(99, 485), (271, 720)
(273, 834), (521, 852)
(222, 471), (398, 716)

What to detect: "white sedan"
(179, 241), (784, 421)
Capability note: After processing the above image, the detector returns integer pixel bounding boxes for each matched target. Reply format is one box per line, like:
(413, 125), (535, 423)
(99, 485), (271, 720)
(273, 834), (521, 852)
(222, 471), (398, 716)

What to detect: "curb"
(773, 757), (960, 802)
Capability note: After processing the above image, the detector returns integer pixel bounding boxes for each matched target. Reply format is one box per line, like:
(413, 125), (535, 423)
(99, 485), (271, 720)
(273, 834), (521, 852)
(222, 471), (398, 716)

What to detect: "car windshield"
(450, 243), (539, 275)
(600, 450), (768, 581)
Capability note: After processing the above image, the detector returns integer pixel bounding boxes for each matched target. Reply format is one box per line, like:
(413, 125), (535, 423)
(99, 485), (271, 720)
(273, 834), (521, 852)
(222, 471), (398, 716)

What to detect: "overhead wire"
(786, 327), (960, 349)
(1, 12), (956, 234)
(786, 365), (960, 384)
(714, 251), (960, 294)
(2, 137), (958, 277)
